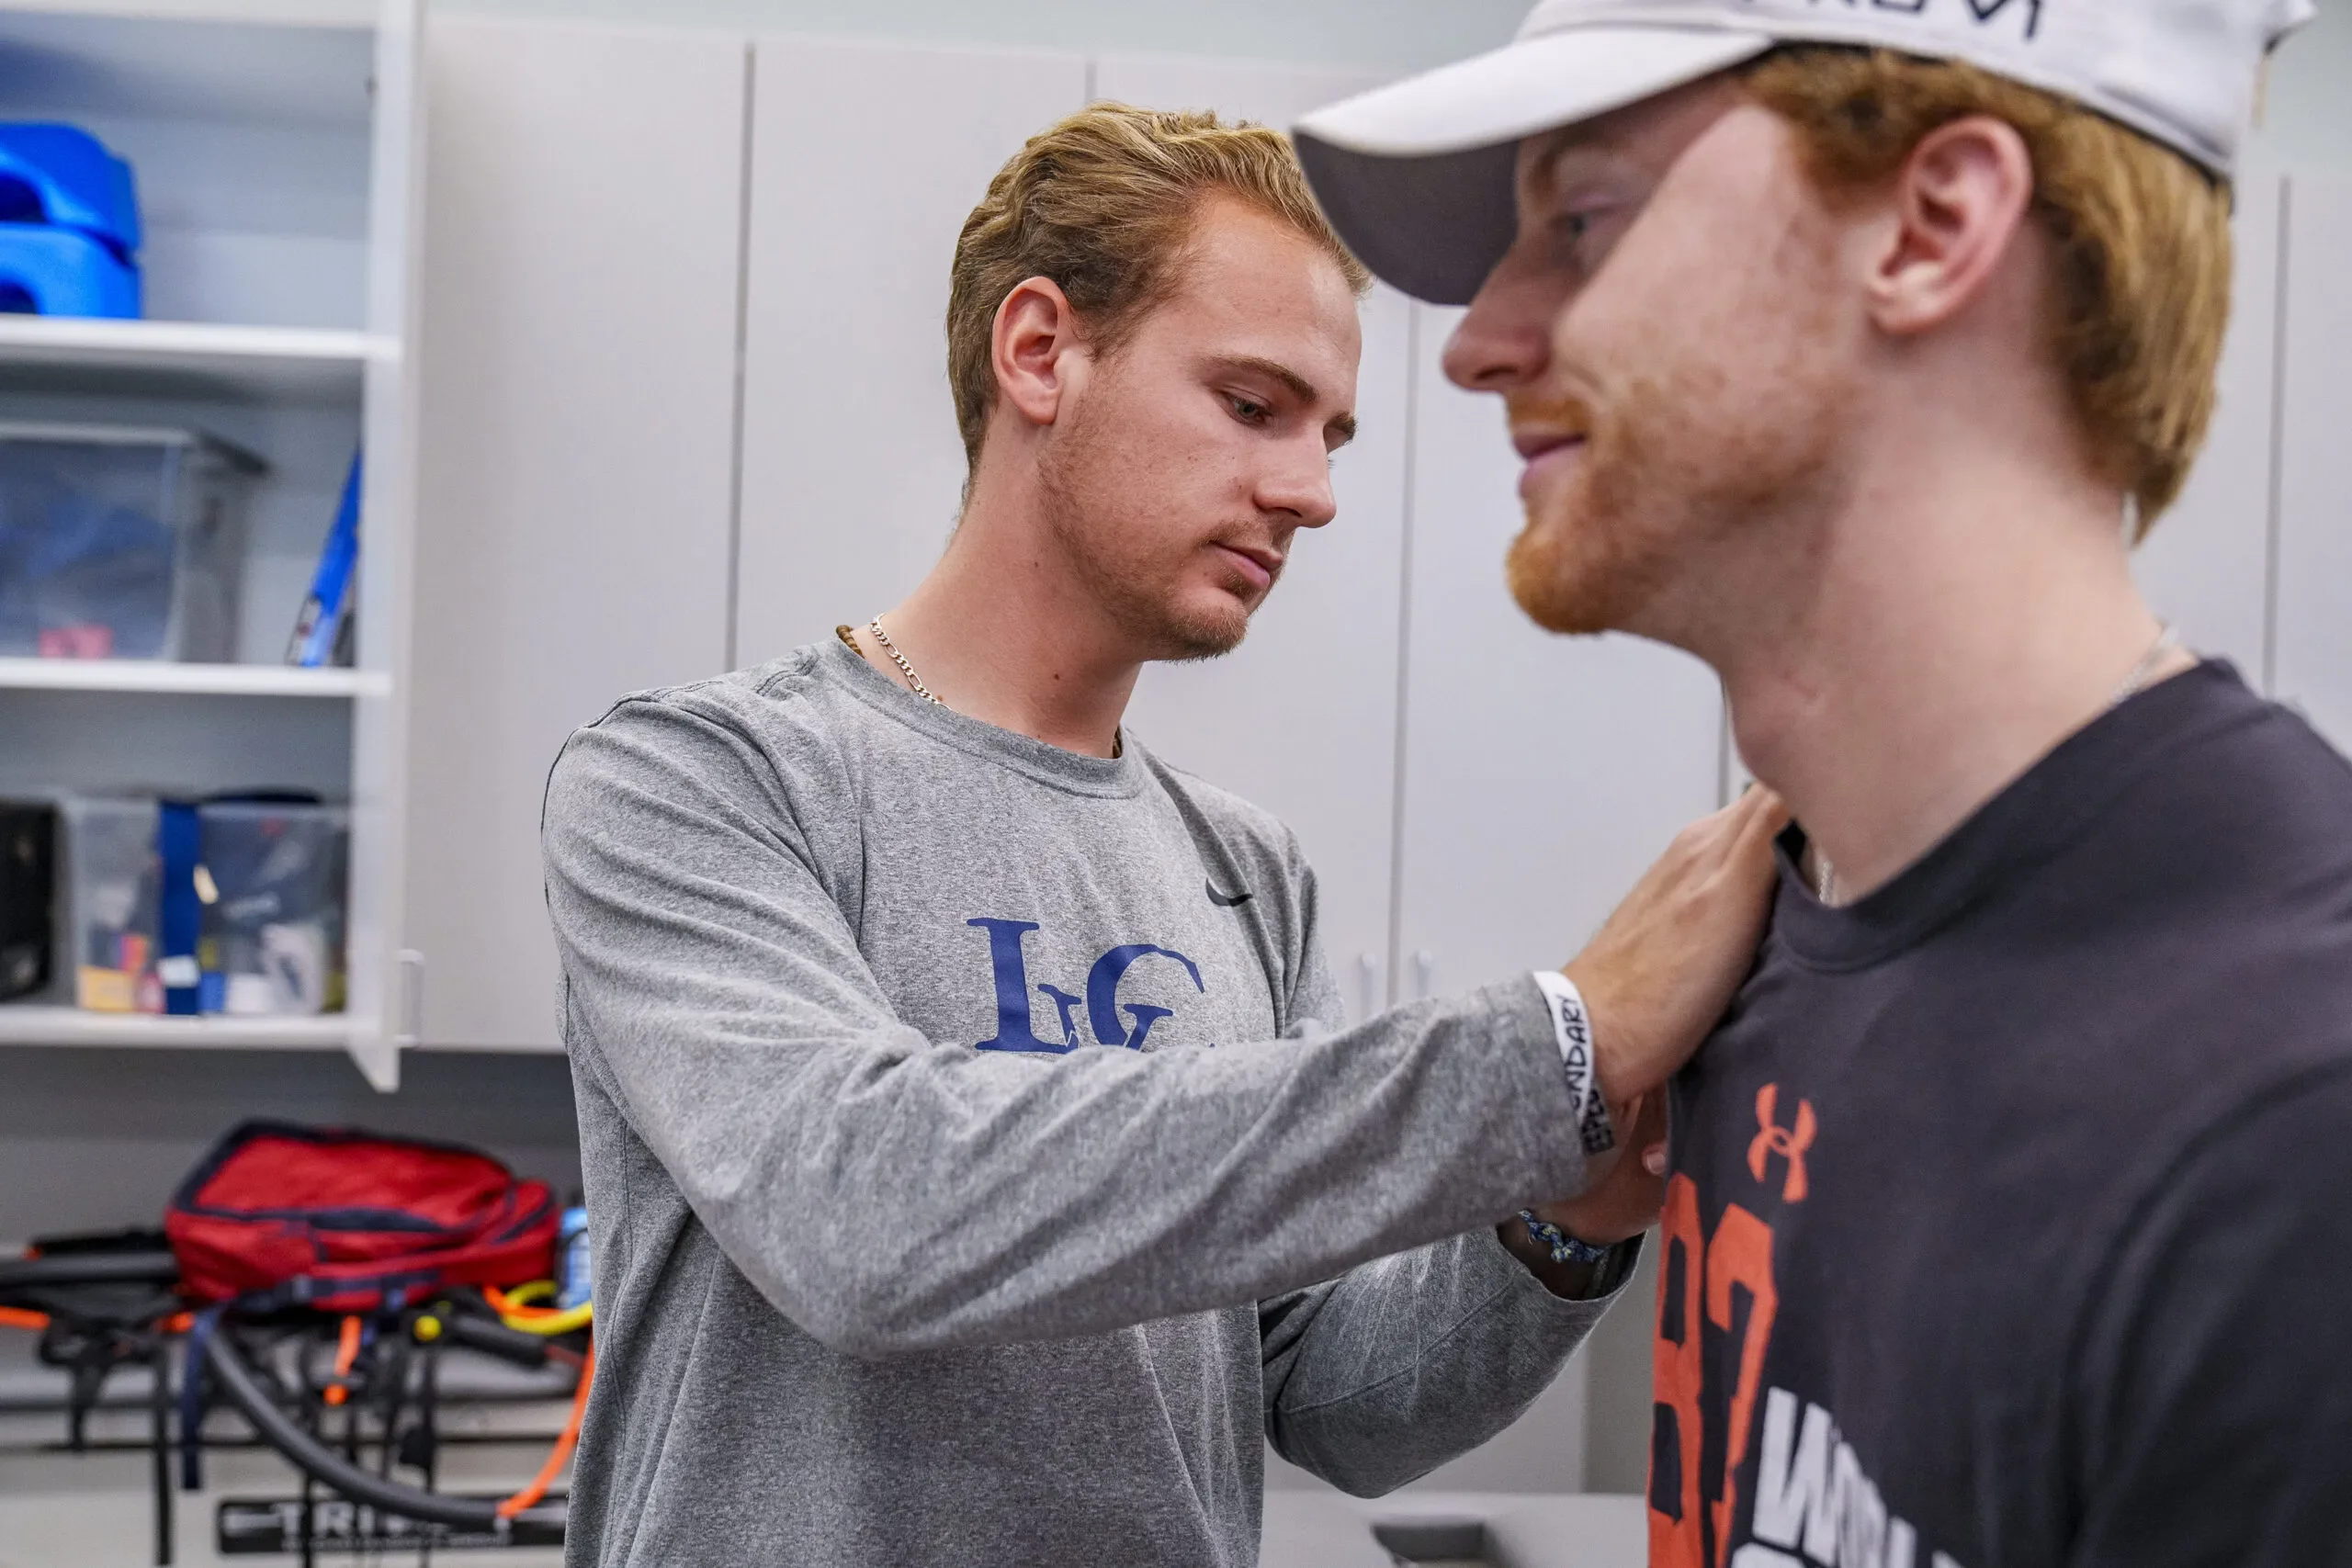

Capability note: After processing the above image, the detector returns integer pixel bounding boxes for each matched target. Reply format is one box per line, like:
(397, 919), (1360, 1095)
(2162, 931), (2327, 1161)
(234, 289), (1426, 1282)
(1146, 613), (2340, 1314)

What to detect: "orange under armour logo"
(1747, 1083), (1817, 1203)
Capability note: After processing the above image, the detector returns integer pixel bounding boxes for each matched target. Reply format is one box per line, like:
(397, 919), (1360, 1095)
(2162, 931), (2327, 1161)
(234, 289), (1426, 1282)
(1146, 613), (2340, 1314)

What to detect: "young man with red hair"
(1298, 2), (2342, 1563)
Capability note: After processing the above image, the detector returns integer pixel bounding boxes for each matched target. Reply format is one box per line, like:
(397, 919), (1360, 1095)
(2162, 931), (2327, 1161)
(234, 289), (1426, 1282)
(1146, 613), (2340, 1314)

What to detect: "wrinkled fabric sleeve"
(1257, 870), (1630, 1496)
(540, 692), (1596, 1361)
(1261, 1231), (1629, 1496)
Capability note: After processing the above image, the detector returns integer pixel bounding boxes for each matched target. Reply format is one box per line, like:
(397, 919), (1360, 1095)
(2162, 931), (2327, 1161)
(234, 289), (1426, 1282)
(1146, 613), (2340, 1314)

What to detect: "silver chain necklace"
(856, 616), (943, 705)
(839, 616), (1126, 758)
(1813, 623), (2183, 908)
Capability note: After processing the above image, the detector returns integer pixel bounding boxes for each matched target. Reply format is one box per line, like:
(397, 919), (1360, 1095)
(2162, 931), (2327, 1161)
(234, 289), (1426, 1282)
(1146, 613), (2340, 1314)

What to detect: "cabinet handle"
(1354, 953), (1383, 1024)
(394, 950), (425, 1049)
(1413, 951), (1436, 1002)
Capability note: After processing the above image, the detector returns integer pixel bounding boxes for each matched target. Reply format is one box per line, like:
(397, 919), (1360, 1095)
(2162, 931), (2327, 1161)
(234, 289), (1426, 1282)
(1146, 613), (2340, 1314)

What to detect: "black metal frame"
(1, 1248), (572, 1565)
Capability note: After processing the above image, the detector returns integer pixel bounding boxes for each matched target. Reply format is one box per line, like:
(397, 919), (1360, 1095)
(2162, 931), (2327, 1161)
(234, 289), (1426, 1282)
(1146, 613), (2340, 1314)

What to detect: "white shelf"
(0, 317), (392, 400)
(0, 658), (388, 697)
(0, 1006), (355, 1050)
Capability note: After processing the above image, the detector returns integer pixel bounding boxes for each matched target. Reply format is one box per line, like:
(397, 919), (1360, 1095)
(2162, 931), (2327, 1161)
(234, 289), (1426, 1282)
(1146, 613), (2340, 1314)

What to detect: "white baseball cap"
(1294, 0), (2314, 305)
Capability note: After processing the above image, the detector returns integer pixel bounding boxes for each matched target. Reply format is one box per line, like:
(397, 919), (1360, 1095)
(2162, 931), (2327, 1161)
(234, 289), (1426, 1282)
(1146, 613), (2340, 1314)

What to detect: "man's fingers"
(1715, 784), (1785, 858)
(1569, 789), (1787, 1107)
(1735, 786), (1792, 846)
(1624, 1089), (1660, 1132)
(1682, 784), (1786, 877)
(1730, 793), (1789, 885)
(1617, 1093), (1669, 1178)
(1631, 1088), (1671, 1176)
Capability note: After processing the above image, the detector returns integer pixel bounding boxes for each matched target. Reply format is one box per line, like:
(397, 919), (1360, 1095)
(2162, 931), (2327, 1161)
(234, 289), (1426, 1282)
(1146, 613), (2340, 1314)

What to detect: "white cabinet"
(729, 37), (1088, 665)
(2274, 173), (2352, 751)
(1392, 310), (1724, 1000)
(2133, 173), (2285, 680)
(401, 19), (750, 1052)
(1095, 58), (1408, 1021)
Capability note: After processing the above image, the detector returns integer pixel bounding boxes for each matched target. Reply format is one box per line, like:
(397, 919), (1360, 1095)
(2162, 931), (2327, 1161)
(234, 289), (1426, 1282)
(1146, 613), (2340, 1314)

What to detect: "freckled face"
(1442, 83), (1864, 640)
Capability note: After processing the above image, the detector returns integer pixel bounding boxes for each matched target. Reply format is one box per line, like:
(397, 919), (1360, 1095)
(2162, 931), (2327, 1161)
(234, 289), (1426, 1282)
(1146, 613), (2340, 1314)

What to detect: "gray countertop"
(1263, 1490), (1646, 1568)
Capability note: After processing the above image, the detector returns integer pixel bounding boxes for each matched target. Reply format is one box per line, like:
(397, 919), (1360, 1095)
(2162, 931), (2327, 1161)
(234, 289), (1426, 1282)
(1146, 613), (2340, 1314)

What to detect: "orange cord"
(482, 1284), (562, 1318)
(496, 1342), (594, 1519)
(322, 1314), (363, 1407)
(1, 1307), (189, 1334)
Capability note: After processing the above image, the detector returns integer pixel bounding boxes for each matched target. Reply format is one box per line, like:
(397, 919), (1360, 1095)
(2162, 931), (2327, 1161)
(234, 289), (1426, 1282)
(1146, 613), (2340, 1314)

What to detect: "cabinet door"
(347, 0), (424, 1086)
(1382, 310), (1720, 1499)
(1393, 310), (1724, 1001)
(2132, 173), (2284, 680)
(730, 38), (1087, 664)
(1094, 59), (1407, 1023)
(403, 18), (748, 1049)
(2275, 172), (2352, 753)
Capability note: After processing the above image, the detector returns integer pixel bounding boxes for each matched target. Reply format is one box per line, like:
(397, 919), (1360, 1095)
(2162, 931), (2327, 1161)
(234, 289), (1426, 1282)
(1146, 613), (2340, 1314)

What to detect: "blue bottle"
(558, 1203), (593, 1310)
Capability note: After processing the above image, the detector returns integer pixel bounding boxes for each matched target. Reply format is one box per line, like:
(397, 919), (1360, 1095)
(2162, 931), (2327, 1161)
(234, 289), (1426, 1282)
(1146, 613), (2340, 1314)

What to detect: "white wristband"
(1531, 971), (1616, 1157)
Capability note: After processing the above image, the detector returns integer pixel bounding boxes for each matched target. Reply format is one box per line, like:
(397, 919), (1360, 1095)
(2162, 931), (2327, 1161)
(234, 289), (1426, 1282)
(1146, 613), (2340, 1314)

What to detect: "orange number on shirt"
(1654, 1175), (1709, 1568)
(1708, 1202), (1777, 1562)
(1651, 1174), (1780, 1568)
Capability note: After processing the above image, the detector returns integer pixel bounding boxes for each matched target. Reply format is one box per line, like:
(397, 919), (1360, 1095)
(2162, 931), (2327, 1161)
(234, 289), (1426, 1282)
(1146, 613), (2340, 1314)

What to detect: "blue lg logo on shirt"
(967, 917), (1204, 1053)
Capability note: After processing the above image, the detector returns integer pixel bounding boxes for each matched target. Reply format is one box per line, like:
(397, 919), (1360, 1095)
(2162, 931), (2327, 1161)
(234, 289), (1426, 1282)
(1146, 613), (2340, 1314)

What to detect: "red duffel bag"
(165, 1121), (559, 1312)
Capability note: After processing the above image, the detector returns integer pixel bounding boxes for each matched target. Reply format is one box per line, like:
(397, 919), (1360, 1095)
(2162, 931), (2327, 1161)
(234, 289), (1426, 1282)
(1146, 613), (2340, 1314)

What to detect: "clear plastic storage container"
(62, 795), (161, 1012)
(0, 422), (265, 661)
(198, 799), (347, 1016)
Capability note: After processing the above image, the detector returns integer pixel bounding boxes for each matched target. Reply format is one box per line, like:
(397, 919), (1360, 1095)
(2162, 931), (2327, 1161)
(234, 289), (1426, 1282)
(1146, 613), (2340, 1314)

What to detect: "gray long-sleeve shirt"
(540, 638), (1629, 1567)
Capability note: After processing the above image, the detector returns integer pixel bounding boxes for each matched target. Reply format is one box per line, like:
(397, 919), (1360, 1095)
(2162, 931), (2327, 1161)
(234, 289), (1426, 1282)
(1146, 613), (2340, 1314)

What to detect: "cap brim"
(1295, 27), (1772, 305)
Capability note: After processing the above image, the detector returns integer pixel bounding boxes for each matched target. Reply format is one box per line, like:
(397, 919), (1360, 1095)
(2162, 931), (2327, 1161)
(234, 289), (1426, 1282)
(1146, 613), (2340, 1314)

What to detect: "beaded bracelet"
(1518, 1209), (1614, 1267)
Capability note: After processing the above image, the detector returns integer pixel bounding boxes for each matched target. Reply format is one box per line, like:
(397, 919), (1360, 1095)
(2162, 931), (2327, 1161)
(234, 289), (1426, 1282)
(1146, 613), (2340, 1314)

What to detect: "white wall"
(2257, 1), (2352, 174)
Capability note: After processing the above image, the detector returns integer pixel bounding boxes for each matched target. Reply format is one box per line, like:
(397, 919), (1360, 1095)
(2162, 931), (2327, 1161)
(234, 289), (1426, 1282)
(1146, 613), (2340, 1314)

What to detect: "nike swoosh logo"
(1206, 880), (1253, 908)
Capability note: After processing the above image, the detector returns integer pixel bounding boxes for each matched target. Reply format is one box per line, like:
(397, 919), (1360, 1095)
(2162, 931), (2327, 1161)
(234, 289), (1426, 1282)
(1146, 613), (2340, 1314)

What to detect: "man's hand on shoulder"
(1569, 785), (1787, 1112)
(1504, 787), (1785, 1296)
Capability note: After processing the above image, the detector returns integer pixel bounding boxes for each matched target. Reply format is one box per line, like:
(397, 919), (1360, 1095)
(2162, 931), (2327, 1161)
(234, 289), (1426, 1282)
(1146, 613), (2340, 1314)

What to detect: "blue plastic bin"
(0, 224), (138, 316)
(0, 125), (139, 253)
(0, 123), (141, 319)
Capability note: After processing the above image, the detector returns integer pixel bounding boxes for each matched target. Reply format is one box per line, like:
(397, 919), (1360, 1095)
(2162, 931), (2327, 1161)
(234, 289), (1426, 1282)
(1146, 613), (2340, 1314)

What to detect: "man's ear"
(991, 276), (1086, 431)
(1867, 114), (2037, 338)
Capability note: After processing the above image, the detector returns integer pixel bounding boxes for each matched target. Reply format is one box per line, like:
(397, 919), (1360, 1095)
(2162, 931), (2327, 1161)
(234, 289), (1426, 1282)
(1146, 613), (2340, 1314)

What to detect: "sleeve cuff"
(1482, 1224), (1646, 1311)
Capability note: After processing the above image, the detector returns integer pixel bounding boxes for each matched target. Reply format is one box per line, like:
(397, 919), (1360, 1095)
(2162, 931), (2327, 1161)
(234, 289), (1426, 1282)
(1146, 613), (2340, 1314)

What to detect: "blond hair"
(946, 102), (1369, 475)
(1746, 49), (2233, 533)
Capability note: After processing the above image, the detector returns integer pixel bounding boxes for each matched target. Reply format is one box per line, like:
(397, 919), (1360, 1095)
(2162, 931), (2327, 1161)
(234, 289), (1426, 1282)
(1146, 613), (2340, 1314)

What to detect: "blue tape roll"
(156, 800), (200, 1016)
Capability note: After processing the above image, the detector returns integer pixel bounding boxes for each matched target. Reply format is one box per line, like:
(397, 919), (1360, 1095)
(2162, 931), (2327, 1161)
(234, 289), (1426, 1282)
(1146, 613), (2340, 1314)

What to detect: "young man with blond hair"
(543, 103), (1787, 1564)
(1297, 2), (2343, 1564)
